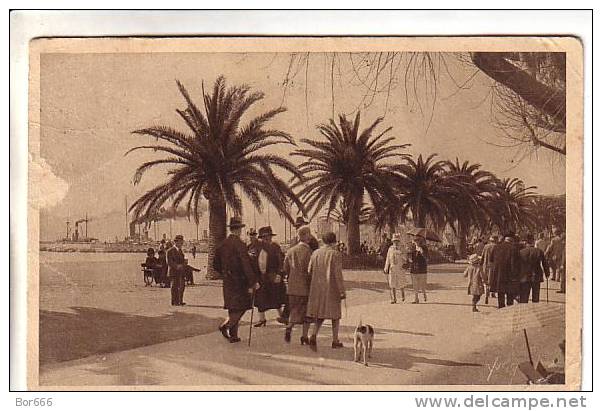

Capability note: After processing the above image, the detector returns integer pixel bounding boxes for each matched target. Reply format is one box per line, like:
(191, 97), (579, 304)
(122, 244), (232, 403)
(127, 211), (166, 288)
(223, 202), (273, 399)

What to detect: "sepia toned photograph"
(26, 36), (583, 390)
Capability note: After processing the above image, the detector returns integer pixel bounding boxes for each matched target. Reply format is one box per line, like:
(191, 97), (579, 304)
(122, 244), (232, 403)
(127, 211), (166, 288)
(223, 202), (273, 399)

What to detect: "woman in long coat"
(464, 254), (486, 312)
(306, 232), (346, 350)
(252, 226), (287, 327)
(384, 233), (408, 303)
(407, 238), (428, 304)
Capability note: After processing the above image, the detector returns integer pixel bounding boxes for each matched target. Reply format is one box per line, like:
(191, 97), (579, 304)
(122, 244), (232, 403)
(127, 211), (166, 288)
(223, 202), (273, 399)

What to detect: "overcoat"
(167, 246), (187, 278)
(213, 234), (258, 311)
(253, 241), (287, 312)
(464, 264), (486, 296)
(283, 242), (312, 297)
(384, 245), (409, 288)
(519, 245), (549, 283)
(306, 245), (345, 320)
(489, 240), (520, 294)
(545, 235), (564, 269)
(481, 242), (497, 285)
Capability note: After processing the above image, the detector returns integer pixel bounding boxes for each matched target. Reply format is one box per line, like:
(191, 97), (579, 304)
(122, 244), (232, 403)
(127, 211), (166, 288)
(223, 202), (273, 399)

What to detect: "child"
(383, 233), (408, 303)
(464, 253), (486, 312)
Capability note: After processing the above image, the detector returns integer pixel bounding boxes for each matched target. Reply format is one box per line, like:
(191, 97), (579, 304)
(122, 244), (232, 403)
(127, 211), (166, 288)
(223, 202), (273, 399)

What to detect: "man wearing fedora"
(253, 226), (287, 327)
(167, 234), (187, 306)
(213, 217), (259, 343)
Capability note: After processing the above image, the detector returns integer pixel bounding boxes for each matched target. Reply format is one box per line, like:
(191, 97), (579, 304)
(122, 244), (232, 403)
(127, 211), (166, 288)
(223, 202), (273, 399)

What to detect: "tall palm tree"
(443, 158), (500, 256)
(127, 76), (303, 278)
(392, 154), (464, 231)
(488, 177), (537, 233)
(327, 199), (373, 225)
(292, 112), (409, 255)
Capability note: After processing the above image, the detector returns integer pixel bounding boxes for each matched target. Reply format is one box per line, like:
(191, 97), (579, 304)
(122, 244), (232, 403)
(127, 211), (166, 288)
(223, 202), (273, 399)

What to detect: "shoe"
(557, 290), (566, 294)
(277, 317), (288, 325)
(472, 306), (479, 312)
(284, 328), (292, 343)
(300, 336), (310, 345)
(412, 300), (419, 304)
(423, 294), (427, 302)
(309, 336), (317, 352)
(390, 300), (396, 304)
(180, 302), (186, 306)
(219, 324), (230, 340)
(332, 341), (344, 349)
(229, 336), (241, 343)
(253, 320), (267, 328)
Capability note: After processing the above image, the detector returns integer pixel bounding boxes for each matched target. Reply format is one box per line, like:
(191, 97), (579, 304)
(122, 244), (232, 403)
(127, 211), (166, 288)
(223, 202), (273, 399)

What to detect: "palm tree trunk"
(457, 223), (468, 259)
(206, 196), (227, 280)
(346, 200), (361, 255)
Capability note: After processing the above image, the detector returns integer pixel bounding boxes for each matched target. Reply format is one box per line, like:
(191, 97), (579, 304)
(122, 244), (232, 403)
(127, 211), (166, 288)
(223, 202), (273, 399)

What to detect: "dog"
(353, 321), (375, 366)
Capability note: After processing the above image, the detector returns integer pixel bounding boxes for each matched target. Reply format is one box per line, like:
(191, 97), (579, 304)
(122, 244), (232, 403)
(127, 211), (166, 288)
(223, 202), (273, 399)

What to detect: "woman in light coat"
(384, 233), (408, 303)
(306, 232), (346, 351)
(464, 253), (486, 312)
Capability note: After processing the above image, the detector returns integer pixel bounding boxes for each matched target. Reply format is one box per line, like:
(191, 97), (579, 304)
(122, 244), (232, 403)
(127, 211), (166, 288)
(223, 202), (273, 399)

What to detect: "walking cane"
(546, 277), (549, 304)
(248, 289), (256, 347)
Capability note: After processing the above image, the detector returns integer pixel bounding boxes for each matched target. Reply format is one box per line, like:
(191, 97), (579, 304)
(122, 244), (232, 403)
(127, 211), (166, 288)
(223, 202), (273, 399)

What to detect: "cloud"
(29, 155), (69, 209)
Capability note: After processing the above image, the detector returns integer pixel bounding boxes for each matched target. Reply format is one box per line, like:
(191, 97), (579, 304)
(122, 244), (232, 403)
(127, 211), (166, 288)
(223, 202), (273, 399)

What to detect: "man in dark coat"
(213, 217), (259, 343)
(489, 233), (521, 308)
(518, 233), (550, 303)
(167, 235), (187, 306)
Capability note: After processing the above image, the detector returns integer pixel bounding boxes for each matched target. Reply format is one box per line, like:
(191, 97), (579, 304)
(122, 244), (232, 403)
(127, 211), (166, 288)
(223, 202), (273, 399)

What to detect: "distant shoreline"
(39, 242), (208, 254)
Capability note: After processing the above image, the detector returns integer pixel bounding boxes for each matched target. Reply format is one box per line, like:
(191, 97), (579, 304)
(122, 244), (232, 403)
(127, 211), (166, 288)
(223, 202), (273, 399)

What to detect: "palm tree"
(127, 76), (303, 278)
(487, 177), (537, 233)
(529, 194), (565, 234)
(392, 154), (464, 231)
(443, 158), (499, 256)
(292, 112), (409, 255)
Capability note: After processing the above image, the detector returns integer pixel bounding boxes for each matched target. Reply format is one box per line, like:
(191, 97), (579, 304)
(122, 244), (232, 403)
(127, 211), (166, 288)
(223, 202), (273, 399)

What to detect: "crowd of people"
(464, 228), (566, 312)
(212, 216), (346, 349)
(142, 236), (199, 305)
(143, 220), (566, 350)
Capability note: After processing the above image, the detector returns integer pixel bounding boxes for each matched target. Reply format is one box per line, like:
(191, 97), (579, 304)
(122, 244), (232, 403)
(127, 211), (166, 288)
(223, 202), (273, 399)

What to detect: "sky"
(37, 52), (566, 242)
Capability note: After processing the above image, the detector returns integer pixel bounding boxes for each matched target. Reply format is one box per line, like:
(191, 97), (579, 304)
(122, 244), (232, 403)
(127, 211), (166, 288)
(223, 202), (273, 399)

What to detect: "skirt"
(387, 269), (409, 289)
(287, 295), (309, 324)
(411, 273), (428, 291)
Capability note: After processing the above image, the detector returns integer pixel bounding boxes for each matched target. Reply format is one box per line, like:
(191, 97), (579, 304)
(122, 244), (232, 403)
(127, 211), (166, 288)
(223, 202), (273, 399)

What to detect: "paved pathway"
(39, 263), (566, 388)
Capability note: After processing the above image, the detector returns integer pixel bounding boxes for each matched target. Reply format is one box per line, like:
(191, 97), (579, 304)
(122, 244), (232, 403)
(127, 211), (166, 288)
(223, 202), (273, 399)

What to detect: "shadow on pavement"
(40, 307), (223, 365)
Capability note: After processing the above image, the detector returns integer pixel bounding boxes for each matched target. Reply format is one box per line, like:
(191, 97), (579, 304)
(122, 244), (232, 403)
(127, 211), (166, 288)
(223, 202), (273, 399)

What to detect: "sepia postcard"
(25, 36), (583, 390)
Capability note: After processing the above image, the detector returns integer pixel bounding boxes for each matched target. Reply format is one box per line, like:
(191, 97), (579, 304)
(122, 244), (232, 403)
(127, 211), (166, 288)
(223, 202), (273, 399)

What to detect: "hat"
(258, 226), (277, 238)
(248, 228), (257, 237)
(174, 234), (184, 241)
(392, 233), (402, 242)
(228, 217), (246, 229)
(468, 254), (481, 265)
(294, 216), (309, 228)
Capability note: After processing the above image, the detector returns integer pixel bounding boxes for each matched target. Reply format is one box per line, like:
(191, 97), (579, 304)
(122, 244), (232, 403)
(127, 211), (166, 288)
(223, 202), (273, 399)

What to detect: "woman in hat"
(383, 233), (408, 303)
(253, 226), (287, 327)
(464, 253), (486, 312)
(407, 237), (429, 303)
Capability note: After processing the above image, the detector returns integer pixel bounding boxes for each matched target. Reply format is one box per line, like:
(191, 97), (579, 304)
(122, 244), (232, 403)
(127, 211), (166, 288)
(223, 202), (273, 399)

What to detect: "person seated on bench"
(142, 248), (161, 284)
